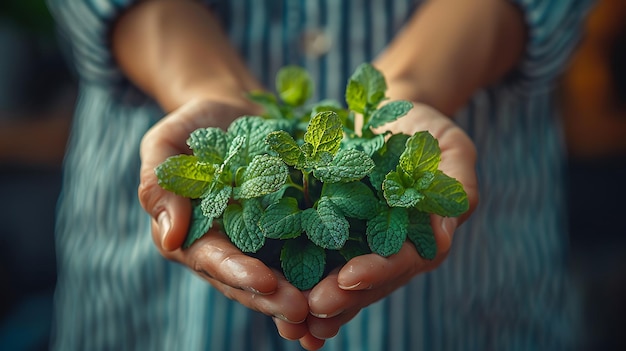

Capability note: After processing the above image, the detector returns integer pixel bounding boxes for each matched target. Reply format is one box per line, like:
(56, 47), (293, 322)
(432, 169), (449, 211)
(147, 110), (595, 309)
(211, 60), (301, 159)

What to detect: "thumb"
(138, 113), (196, 252)
(431, 214), (457, 256)
(138, 169), (191, 252)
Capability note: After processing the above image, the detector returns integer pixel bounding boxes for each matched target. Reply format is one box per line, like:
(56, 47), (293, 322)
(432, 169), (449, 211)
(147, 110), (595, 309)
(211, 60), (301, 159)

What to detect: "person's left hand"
(303, 102), (479, 340)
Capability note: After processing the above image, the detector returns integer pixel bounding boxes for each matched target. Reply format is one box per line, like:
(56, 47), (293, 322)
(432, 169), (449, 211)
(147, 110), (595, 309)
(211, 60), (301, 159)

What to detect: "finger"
(307, 308), (360, 341)
(331, 215), (458, 294)
(430, 214), (456, 260)
(273, 312), (328, 350)
(307, 270), (373, 339)
(272, 318), (309, 341)
(143, 178), (191, 251)
(157, 228), (312, 321)
(308, 265), (404, 324)
(308, 269), (354, 319)
(200, 267), (309, 324)
(298, 333), (326, 351)
(434, 123), (479, 224)
(138, 110), (203, 250)
(181, 230), (280, 295)
(335, 242), (425, 292)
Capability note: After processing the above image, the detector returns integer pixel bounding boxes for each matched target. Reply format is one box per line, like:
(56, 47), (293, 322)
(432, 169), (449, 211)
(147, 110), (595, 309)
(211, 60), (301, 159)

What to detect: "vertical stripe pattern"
(47, 0), (592, 350)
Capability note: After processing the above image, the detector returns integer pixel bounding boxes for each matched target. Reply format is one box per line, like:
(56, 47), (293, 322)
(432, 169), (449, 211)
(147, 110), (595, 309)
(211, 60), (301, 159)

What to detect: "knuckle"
(189, 244), (211, 274)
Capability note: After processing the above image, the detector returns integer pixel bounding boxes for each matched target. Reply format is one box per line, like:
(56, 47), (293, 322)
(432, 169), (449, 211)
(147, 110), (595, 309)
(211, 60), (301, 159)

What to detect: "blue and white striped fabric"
(47, 0), (593, 350)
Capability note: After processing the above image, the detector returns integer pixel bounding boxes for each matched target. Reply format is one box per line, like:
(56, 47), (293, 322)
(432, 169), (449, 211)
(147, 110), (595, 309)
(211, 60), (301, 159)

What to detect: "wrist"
(156, 73), (264, 114)
(382, 74), (456, 117)
(374, 59), (457, 116)
(112, 0), (264, 113)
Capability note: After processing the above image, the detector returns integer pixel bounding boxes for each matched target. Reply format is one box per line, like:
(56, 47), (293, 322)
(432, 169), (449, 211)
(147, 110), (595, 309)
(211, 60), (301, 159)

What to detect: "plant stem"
(361, 106), (372, 135)
(286, 176), (304, 192)
(302, 172), (312, 207)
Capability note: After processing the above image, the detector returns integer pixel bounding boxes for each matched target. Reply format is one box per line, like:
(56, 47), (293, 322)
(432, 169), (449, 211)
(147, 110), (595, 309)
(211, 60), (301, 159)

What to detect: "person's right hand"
(137, 99), (318, 344)
(303, 102), (479, 341)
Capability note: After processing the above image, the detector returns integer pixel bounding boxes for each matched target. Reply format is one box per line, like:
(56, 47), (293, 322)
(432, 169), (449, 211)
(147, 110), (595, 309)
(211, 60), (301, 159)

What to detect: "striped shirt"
(47, 0), (592, 350)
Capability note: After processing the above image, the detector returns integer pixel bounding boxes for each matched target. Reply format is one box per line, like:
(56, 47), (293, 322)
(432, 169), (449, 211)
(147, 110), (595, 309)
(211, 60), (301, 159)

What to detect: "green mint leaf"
(200, 184), (232, 218)
(266, 130), (303, 166)
(311, 103), (352, 134)
(187, 127), (229, 164)
(346, 63), (387, 112)
(223, 203), (265, 253)
(383, 170), (424, 208)
(312, 149), (375, 183)
(247, 90), (284, 120)
(234, 154), (289, 199)
(227, 116), (276, 165)
(303, 111), (343, 158)
(261, 184), (287, 208)
(322, 182), (378, 219)
(155, 155), (216, 198)
(416, 171), (469, 217)
(222, 135), (246, 170)
(415, 171), (436, 190)
(281, 238), (325, 290)
(265, 118), (295, 135)
(242, 198), (265, 249)
(399, 131), (441, 177)
(366, 100), (413, 129)
(302, 198), (349, 250)
(366, 207), (408, 257)
(301, 148), (334, 171)
(343, 134), (386, 156)
(406, 209), (436, 260)
(369, 133), (409, 190)
(276, 66), (314, 106)
(183, 199), (214, 249)
(345, 79), (367, 114)
(310, 99), (343, 113)
(259, 197), (303, 239)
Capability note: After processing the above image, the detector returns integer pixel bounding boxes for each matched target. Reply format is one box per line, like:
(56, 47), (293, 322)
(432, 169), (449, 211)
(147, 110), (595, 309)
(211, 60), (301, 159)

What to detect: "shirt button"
(301, 29), (332, 58)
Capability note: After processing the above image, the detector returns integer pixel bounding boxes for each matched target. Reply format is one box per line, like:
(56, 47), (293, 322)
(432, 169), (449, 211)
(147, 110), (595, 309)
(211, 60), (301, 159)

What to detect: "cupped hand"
(137, 99), (311, 336)
(305, 102), (479, 340)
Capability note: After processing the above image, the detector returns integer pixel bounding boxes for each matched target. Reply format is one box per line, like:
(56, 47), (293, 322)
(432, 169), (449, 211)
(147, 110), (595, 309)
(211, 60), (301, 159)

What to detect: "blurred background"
(560, 0), (626, 349)
(0, 0), (624, 350)
(0, 1), (74, 350)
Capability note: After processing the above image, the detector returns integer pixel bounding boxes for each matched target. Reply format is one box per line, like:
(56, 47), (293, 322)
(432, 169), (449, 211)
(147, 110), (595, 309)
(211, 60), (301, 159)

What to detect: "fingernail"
(274, 314), (306, 324)
(441, 217), (457, 239)
(310, 330), (331, 340)
(158, 211), (171, 247)
(310, 310), (343, 319)
(242, 286), (272, 296)
(338, 281), (362, 290)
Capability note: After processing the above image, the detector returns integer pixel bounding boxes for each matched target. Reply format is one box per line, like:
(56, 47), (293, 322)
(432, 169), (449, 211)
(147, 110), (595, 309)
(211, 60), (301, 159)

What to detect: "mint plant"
(155, 63), (469, 290)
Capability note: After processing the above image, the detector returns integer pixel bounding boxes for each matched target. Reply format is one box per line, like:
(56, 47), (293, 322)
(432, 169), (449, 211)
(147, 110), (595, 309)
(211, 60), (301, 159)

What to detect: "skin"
(113, 0), (525, 349)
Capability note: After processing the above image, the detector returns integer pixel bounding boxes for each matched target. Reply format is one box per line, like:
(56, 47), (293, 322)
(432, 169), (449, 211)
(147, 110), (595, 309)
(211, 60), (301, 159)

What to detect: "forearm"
(112, 0), (262, 112)
(374, 0), (526, 116)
